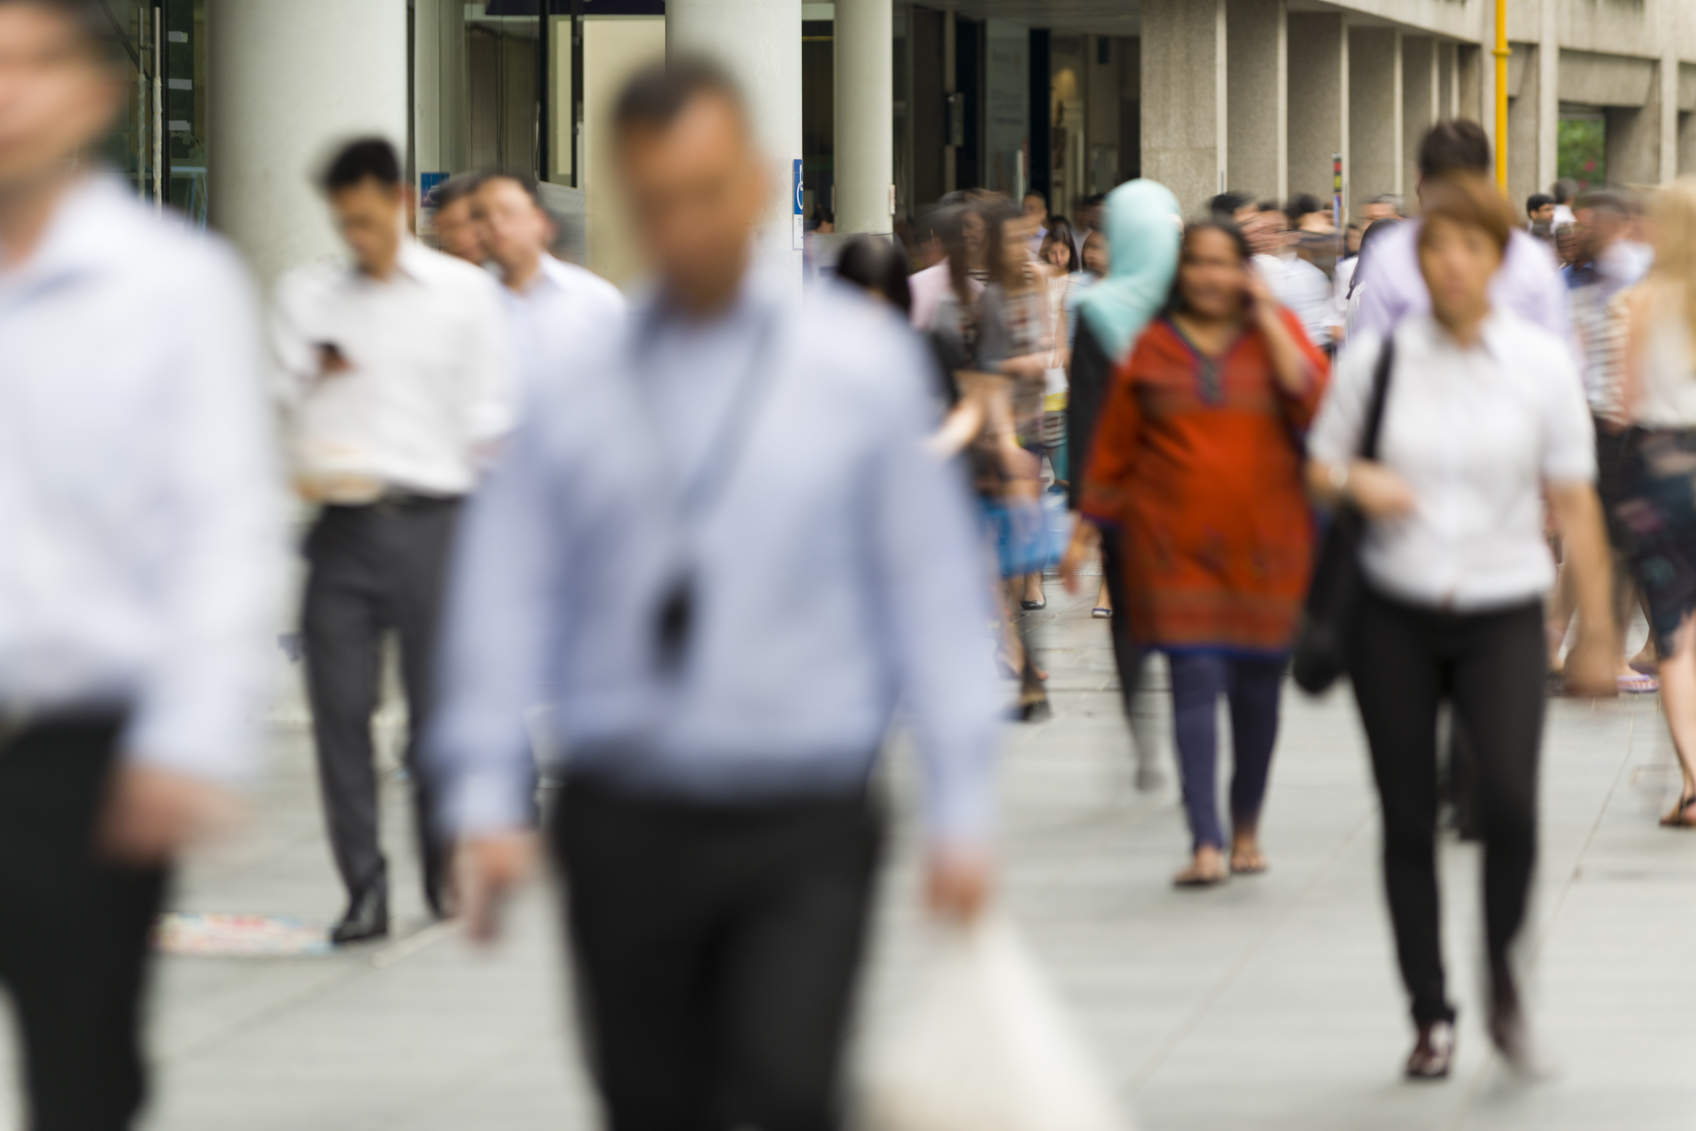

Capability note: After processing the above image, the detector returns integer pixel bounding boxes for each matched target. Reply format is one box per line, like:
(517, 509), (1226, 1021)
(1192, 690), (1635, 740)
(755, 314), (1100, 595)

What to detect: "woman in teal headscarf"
(1064, 179), (1182, 791)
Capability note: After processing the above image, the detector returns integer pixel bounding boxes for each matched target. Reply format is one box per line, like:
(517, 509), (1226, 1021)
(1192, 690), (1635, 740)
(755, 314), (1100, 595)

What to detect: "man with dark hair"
(0, 1), (280, 1126)
(431, 171), (488, 263)
(433, 54), (999, 1131)
(1073, 189), (1108, 258)
(1208, 189), (1254, 219)
(473, 169), (626, 389)
(1353, 120), (1568, 342)
(1551, 176), (1579, 227)
(274, 136), (513, 945)
(1022, 188), (1049, 253)
(1526, 192), (1555, 227)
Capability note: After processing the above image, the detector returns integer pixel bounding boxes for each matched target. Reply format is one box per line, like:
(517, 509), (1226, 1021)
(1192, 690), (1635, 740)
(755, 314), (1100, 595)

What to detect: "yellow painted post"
(1493, 0), (1510, 190)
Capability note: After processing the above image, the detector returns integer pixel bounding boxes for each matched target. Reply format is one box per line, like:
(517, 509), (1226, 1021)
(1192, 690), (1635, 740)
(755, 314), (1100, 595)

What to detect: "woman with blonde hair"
(1615, 177), (1696, 827)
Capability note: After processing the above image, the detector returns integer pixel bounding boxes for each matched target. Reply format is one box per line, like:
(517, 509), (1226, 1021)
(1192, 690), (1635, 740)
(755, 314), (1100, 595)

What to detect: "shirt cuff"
(449, 765), (537, 838)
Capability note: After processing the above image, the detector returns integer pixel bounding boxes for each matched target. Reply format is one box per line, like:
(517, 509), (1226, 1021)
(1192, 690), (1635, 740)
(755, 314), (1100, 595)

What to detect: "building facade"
(105, 0), (1696, 285)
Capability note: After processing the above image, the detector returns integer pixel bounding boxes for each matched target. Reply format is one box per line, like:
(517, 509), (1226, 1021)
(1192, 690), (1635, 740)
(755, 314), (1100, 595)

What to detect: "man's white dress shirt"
(496, 253), (627, 389)
(1310, 312), (1596, 612)
(0, 177), (281, 782)
(273, 239), (514, 499)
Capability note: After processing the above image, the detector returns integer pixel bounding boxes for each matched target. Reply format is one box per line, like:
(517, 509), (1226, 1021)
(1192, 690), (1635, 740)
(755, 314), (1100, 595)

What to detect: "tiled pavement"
(2, 579), (1693, 1130)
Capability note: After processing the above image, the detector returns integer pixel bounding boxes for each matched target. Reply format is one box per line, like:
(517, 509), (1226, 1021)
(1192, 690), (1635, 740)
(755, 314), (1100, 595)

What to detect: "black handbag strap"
(1358, 338), (1396, 460)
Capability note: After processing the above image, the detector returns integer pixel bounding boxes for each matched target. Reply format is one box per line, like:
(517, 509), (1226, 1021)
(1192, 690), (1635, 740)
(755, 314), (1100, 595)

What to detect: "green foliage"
(1558, 118), (1606, 189)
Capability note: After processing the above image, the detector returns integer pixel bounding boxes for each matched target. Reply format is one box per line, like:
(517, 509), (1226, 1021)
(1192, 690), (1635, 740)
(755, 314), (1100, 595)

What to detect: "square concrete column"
(1349, 26), (1401, 203)
(1141, 0), (1226, 215)
(1535, 0), (1559, 193)
(1438, 41), (1458, 119)
(1226, 0), (1286, 202)
(1659, 50), (1680, 184)
(1287, 13), (1347, 207)
(1402, 37), (1438, 189)
(1607, 65), (1664, 187)
(1506, 43), (1540, 208)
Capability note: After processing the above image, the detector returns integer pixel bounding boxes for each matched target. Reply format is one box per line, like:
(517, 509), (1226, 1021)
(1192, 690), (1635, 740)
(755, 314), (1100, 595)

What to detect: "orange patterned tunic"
(1079, 310), (1329, 654)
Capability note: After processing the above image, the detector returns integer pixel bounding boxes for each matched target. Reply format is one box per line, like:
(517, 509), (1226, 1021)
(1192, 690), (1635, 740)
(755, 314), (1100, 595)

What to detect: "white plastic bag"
(858, 913), (1132, 1131)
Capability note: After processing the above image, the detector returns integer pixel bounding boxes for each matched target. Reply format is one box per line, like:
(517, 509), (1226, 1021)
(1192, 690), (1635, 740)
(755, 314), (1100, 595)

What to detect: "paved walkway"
(2, 582), (1693, 1130)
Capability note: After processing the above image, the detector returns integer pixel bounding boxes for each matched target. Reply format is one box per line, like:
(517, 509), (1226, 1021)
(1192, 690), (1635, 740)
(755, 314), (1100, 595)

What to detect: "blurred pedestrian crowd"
(5, 0), (1696, 1127)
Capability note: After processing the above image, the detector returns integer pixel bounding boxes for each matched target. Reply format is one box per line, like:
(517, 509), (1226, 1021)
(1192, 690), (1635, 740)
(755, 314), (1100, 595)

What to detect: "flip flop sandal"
(1091, 607), (1112, 618)
(1618, 671), (1660, 694)
(1173, 868), (1228, 888)
(1230, 855), (1269, 875)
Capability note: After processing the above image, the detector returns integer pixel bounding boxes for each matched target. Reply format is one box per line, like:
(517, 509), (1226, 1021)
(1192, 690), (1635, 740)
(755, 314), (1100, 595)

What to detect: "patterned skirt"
(1614, 427), (1696, 652)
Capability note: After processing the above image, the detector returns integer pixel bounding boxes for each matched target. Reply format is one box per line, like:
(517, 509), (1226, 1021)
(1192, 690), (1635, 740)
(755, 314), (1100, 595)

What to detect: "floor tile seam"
(1124, 802), (1378, 1096)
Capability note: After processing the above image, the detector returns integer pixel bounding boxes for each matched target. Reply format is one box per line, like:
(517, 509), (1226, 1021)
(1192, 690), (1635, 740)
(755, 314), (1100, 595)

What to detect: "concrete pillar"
(1607, 70), (1663, 187)
(835, 0), (893, 234)
(1459, 43), (1484, 125)
(1141, 0), (1225, 215)
(1506, 44), (1539, 208)
(668, 0), (803, 283)
(1402, 37), (1438, 188)
(1661, 50), (1680, 184)
(1226, 0), (1286, 202)
(1287, 12), (1347, 208)
(1349, 26), (1401, 203)
(414, 0), (469, 185)
(208, 0), (407, 288)
(1438, 40), (1458, 119)
(1536, 0), (1558, 196)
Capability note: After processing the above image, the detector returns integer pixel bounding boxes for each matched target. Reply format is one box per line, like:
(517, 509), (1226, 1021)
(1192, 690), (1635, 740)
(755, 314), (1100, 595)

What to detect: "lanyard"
(632, 302), (784, 673)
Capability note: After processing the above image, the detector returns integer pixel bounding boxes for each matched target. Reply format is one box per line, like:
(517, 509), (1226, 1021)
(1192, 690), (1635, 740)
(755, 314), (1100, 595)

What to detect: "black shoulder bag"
(1291, 340), (1395, 695)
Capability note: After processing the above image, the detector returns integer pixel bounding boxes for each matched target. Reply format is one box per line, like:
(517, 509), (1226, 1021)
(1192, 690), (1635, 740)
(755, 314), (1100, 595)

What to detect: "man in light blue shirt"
(473, 169), (627, 389)
(431, 55), (1001, 1130)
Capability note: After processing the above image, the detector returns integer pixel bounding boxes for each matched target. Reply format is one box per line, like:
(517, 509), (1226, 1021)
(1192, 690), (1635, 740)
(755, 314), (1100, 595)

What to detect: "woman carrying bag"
(1306, 175), (1616, 1080)
(1063, 216), (1328, 887)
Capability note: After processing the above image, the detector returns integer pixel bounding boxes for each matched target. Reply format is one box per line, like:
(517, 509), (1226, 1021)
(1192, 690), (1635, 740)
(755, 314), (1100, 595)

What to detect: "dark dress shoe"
(331, 888), (390, 946)
(1405, 1020), (1455, 1079)
(1490, 970), (1535, 1073)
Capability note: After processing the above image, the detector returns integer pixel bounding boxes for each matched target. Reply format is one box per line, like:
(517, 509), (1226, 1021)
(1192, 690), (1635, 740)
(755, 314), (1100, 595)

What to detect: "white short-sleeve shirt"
(1310, 311), (1597, 611)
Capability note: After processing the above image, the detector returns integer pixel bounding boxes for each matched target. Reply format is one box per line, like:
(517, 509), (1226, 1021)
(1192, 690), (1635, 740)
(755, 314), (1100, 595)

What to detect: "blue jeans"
(1167, 652), (1286, 851)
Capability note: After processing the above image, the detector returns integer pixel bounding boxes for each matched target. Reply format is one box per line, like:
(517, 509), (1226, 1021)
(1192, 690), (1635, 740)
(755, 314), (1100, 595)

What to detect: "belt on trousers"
(328, 489), (463, 515)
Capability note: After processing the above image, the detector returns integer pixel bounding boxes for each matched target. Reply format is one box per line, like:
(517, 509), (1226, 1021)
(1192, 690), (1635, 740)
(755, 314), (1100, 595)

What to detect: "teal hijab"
(1076, 179), (1182, 361)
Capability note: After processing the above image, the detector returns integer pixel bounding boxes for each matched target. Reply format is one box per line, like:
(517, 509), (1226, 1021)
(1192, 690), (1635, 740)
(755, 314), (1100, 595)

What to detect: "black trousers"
(302, 498), (460, 912)
(0, 718), (168, 1131)
(1101, 530), (1159, 756)
(553, 779), (883, 1131)
(1350, 589), (1545, 1026)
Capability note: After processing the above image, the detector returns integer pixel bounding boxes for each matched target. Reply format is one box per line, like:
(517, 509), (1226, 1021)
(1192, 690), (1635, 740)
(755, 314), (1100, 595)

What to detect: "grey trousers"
(302, 498), (460, 914)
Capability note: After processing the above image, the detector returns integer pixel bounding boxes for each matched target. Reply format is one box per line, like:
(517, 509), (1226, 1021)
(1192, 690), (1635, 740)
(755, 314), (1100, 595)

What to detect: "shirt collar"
(1, 175), (131, 293)
(1411, 309), (1514, 363)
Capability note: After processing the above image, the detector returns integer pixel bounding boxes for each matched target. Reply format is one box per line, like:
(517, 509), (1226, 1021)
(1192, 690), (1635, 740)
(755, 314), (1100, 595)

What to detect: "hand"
(455, 832), (538, 945)
(1346, 461), (1417, 519)
(1059, 519), (1100, 595)
(99, 763), (241, 867)
(926, 845), (991, 924)
(1563, 630), (1619, 698)
(1244, 267), (1279, 324)
(315, 344), (353, 379)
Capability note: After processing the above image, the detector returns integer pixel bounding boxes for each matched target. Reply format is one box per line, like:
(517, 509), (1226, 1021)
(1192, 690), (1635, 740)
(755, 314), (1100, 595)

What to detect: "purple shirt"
(1352, 221), (1571, 352)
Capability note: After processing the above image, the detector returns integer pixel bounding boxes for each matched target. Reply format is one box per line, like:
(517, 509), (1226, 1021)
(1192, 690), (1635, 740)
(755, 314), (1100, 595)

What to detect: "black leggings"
(1349, 588), (1546, 1027)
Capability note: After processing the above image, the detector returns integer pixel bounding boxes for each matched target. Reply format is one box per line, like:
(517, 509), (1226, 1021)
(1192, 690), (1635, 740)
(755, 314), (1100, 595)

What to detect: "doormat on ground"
(152, 912), (335, 957)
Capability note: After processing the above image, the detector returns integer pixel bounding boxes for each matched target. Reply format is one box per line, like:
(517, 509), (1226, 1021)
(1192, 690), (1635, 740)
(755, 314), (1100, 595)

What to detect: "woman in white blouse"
(1307, 175), (1616, 1080)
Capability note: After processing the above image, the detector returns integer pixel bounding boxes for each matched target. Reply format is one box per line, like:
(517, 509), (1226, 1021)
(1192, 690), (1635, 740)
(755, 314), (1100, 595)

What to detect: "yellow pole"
(1493, 0), (1510, 190)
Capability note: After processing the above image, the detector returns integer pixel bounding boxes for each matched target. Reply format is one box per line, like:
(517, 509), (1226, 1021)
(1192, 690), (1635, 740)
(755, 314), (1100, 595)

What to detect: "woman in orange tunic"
(1063, 219), (1328, 886)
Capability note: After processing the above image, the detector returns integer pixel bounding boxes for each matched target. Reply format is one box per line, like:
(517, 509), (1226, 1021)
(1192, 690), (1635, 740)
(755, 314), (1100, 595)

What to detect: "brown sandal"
(1660, 791), (1696, 828)
(1406, 1021), (1455, 1079)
